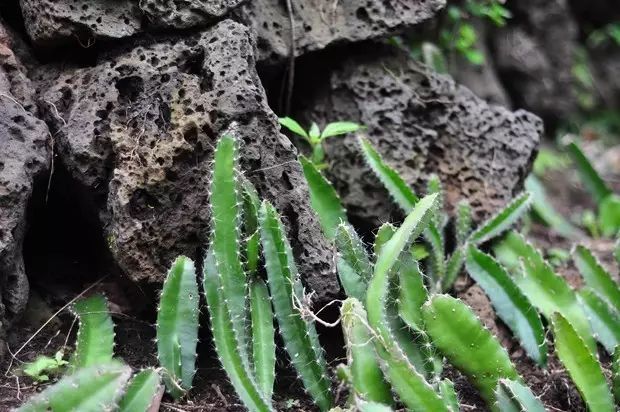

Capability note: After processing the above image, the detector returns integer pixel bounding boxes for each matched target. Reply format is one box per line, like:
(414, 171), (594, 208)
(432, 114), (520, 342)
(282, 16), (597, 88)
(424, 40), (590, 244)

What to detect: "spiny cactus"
(209, 135), (251, 369)
(203, 249), (274, 412)
(17, 362), (131, 412)
(156, 255), (199, 398)
(365, 194), (450, 411)
(299, 155), (348, 240)
(422, 294), (520, 409)
(496, 232), (596, 353)
(550, 312), (614, 412)
(613, 345), (620, 404)
(71, 294), (115, 369)
(249, 277), (276, 400)
(335, 222), (372, 301)
(577, 288), (620, 353)
(356, 136), (530, 293)
(119, 368), (163, 412)
(340, 298), (392, 405)
(465, 246), (547, 366)
(573, 244), (620, 310)
(494, 379), (545, 412)
(259, 200), (333, 411)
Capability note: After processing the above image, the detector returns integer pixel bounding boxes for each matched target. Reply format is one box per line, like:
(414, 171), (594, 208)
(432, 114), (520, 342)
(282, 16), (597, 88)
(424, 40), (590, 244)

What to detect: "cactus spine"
(156, 256), (199, 398)
(119, 368), (163, 412)
(259, 201), (333, 411)
(71, 294), (115, 369)
(17, 362), (131, 412)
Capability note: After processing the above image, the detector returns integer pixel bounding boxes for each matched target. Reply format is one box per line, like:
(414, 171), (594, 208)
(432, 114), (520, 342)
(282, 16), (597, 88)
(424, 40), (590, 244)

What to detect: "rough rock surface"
(295, 47), (541, 226)
(239, 0), (445, 62)
(490, 0), (579, 123)
(35, 20), (337, 301)
(18, 0), (246, 45)
(0, 21), (50, 346)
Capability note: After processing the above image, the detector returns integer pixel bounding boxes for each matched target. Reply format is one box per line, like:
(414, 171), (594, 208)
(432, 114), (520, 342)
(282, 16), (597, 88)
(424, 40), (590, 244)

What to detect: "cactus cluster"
(18, 294), (164, 412)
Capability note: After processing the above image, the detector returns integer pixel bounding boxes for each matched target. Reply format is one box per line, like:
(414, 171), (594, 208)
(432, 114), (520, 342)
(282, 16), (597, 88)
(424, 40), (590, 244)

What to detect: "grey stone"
(0, 21), (50, 338)
(295, 47), (541, 226)
(35, 20), (338, 301)
(239, 0), (446, 63)
(18, 0), (246, 45)
(490, 0), (579, 122)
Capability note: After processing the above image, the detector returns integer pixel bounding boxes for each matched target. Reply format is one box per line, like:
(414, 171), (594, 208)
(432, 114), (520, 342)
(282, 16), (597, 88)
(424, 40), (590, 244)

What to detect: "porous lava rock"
(238, 0), (445, 62)
(35, 20), (337, 301)
(294, 47), (542, 226)
(18, 0), (246, 45)
(491, 0), (579, 123)
(0, 20), (50, 347)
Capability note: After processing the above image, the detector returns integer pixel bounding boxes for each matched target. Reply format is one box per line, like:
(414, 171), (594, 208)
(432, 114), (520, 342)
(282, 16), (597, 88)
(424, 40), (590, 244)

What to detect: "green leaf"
(466, 247), (547, 366)
(599, 194), (620, 237)
(566, 141), (612, 204)
(469, 192), (531, 245)
(279, 117), (309, 139)
(335, 223), (372, 301)
(438, 379), (460, 412)
(309, 122), (321, 141)
(573, 244), (620, 311)
(300, 155), (347, 239)
(495, 379), (545, 412)
(320, 121), (363, 139)
(71, 294), (115, 370)
(551, 313), (614, 412)
(396, 254), (428, 331)
(17, 362), (131, 412)
(22, 353), (67, 383)
(119, 369), (163, 412)
(577, 288), (620, 353)
(358, 136), (418, 212)
(422, 295), (519, 407)
(156, 256), (199, 398)
(455, 201), (473, 247)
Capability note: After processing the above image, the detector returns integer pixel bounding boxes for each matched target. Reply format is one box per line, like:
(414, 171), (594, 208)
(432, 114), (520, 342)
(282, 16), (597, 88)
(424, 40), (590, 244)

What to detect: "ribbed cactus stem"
(422, 295), (520, 409)
(118, 368), (163, 412)
(494, 379), (545, 412)
(16, 362), (131, 412)
(259, 201), (333, 411)
(249, 277), (276, 400)
(209, 135), (251, 370)
(70, 294), (115, 370)
(341, 298), (392, 405)
(156, 256), (199, 398)
(203, 250), (274, 411)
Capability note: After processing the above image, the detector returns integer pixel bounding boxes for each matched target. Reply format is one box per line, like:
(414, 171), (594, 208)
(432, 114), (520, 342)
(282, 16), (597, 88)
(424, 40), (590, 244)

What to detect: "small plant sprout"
(21, 351), (68, 383)
(279, 117), (364, 168)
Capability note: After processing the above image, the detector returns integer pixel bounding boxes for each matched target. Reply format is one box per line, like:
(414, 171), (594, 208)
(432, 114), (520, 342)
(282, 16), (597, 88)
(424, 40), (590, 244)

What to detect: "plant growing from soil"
(279, 117), (363, 169)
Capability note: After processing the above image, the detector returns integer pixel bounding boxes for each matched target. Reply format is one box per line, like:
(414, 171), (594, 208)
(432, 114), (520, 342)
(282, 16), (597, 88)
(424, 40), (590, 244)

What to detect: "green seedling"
(279, 117), (363, 168)
(22, 351), (68, 383)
